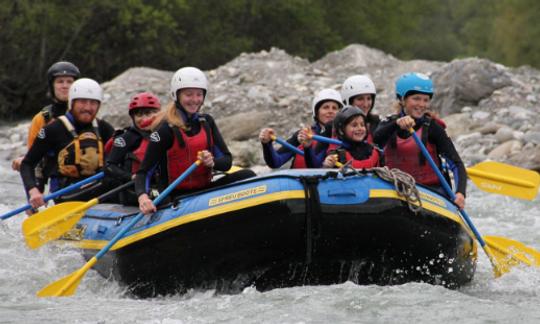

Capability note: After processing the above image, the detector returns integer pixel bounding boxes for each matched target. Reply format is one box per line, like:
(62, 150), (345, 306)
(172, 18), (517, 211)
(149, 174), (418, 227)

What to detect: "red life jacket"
(167, 123), (213, 191)
(326, 141), (379, 169)
(384, 126), (440, 186)
(131, 137), (149, 173)
(291, 148), (307, 168)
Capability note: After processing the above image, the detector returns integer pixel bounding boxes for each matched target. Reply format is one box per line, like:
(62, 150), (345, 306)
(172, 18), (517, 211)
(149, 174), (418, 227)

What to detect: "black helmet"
(333, 105), (367, 141)
(47, 61), (80, 98)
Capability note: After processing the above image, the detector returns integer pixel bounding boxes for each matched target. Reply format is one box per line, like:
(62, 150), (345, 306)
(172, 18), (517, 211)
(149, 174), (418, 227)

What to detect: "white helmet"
(68, 78), (103, 110)
(341, 75), (376, 105)
(170, 67), (208, 101)
(311, 88), (343, 121)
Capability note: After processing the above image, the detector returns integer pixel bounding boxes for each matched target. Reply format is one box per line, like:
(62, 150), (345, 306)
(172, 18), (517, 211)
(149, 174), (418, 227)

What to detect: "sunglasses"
(132, 109), (157, 117)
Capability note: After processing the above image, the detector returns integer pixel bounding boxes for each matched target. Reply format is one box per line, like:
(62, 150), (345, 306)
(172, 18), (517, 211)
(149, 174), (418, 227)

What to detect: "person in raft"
(135, 67), (256, 214)
(258, 88), (343, 168)
(12, 61), (81, 193)
(301, 106), (380, 169)
(340, 74), (380, 143)
(373, 72), (467, 209)
(20, 78), (115, 209)
(104, 92), (163, 205)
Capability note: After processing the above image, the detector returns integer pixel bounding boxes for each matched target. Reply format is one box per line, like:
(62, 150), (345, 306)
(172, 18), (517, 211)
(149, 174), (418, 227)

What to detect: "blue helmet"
(395, 72), (433, 99)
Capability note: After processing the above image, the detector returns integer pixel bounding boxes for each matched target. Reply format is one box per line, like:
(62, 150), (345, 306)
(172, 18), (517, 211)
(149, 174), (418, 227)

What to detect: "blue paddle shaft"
(1, 172), (104, 220)
(274, 137), (304, 156)
(311, 135), (351, 149)
(409, 131), (486, 247)
(95, 161), (200, 259)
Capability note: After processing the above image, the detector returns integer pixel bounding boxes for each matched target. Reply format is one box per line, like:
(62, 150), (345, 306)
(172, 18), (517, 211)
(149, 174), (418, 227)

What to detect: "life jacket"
(41, 105), (54, 124)
(167, 117), (213, 191)
(327, 141), (380, 169)
(131, 137), (150, 173)
(384, 119), (440, 186)
(56, 116), (104, 178)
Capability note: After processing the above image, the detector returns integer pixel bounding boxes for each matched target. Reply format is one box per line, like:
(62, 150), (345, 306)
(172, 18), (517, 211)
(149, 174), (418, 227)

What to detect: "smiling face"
(403, 93), (430, 119)
(344, 115), (367, 142)
(351, 94), (373, 114)
(71, 99), (100, 124)
(53, 76), (75, 102)
(316, 100), (340, 125)
(178, 88), (204, 116)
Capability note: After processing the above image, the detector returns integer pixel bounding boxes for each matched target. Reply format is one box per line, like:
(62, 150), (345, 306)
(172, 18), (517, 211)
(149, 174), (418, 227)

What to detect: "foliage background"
(1, 0), (538, 120)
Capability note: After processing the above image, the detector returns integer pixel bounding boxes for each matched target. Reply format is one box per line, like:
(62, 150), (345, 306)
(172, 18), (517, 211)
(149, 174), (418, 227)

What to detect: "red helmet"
(128, 92), (161, 113)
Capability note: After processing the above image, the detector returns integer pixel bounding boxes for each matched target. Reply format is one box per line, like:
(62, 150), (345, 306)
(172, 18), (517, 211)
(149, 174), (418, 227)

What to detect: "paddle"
(312, 134), (540, 200)
(270, 135), (343, 167)
(409, 129), (539, 276)
(0, 172), (105, 221)
(22, 180), (135, 249)
(37, 159), (202, 297)
(467, 160), (539, 200)
(270, 135), (304, 155)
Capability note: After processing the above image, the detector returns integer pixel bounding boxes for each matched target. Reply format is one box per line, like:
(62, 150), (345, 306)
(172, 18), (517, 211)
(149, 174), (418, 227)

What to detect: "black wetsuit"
(134, 110), (255, 199)
(105, 126), (153, 205)
(21, 113), (114, 202)
(373, 114), (467, 196)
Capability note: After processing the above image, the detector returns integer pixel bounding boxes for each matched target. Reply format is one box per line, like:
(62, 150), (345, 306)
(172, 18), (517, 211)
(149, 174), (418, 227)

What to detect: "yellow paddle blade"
(467, 161), (540, 200)
(225, 165), (243, 174)
(484, 235), (540, 277)
(22, 199), (98, 249)
(37, 257), (97, 297)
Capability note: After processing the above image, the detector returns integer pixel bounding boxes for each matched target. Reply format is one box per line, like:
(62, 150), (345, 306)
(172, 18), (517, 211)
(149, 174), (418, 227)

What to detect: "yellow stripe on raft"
(67, 190), (306, 250)
(67, 188), (468, 250)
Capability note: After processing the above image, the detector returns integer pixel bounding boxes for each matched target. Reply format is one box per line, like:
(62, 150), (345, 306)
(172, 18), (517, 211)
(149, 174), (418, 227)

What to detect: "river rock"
(487, 140), (523, 160)
(494, 126), (515, 143)
(431, 58), (512, 116)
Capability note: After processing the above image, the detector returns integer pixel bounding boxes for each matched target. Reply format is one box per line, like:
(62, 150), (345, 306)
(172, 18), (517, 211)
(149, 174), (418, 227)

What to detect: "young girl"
(373, 72), (467, 209)
(259, 88), (342, 168)
(136, 67), (255, 214)
(304, 106), (380, 169)
(104, 92), (163, 205)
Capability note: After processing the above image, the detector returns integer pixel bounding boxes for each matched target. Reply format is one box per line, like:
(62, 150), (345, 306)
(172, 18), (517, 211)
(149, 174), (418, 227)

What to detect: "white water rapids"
(1, 157), (539, 323)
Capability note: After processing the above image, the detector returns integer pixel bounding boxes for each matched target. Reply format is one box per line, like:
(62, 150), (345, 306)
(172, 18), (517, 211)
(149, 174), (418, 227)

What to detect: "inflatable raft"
(58, 168), (477, 297)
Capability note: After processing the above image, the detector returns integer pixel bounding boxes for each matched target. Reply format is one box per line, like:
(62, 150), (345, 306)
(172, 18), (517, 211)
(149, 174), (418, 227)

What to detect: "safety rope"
(338, 162), (422, 213)
(369, 166), (422, 213)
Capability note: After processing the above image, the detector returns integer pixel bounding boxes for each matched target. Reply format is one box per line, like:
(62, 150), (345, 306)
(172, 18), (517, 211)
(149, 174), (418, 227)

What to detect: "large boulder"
(431, 58), (513, 116)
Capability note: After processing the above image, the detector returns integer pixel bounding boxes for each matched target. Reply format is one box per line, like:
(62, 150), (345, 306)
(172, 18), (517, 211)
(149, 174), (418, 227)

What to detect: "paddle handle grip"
(409, 130), (487, 247)
(271, 136), (304, 156)
(0, 172), (104, 220)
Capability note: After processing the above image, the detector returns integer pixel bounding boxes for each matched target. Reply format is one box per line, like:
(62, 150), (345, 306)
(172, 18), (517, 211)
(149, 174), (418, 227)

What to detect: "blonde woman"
(135, 67), (254, 214)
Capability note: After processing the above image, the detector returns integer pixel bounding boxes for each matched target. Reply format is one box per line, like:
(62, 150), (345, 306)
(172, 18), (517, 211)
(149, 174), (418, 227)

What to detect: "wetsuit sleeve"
(428, 123), (467, 196)
(105, 131), (140, 181)
(27, 113), (46, 148)
(304, 143), (326, 168)
(20, 125), (56, 192)
(134, 123), (174, 197)
(261, 130), (299, 168)
(262, 142), (293, 168)
(206, 116), (232, 172)
(373, 116), (399, 148)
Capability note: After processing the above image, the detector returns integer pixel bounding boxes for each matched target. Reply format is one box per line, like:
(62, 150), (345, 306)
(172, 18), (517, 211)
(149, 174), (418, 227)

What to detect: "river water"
(1, 160), (539, 324)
